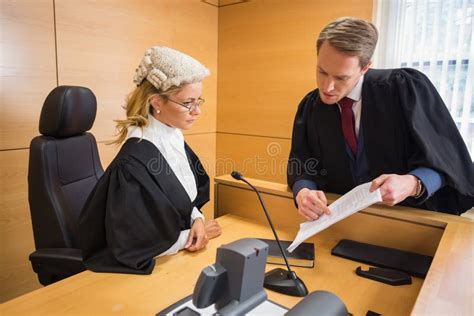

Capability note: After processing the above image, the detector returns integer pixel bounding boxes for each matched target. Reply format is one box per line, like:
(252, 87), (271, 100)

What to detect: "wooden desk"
(2, 176), (473, 315)
(214, 175), (474, 315)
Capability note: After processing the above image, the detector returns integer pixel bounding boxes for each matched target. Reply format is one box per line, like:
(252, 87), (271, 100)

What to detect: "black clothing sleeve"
(287, 91), (325, 190)
(393, 69), (473, 193)
(185, 143), (210, 211)
(79, 138), (210, 274)
(392, 69), (474, 213)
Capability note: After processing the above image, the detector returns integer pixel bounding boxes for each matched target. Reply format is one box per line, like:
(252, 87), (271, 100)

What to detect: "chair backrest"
(28, 86), (104, 250)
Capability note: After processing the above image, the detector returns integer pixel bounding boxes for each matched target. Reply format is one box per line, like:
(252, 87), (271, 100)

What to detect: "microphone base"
(264, 268), (308, 297)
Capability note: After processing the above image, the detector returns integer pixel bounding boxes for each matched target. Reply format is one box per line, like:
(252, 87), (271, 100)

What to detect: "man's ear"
(361, 61), (372, 75)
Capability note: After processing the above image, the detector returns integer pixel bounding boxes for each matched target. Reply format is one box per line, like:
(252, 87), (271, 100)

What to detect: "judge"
(79, 46), (221, 274)
(288, 17), (473, 220)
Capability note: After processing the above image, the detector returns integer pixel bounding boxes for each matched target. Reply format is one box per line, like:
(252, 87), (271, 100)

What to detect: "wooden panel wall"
(216, 133), (290, 184)
(216, 0), (374, 183)
(0, 149), (39, 303)
(55, 0), (217, 141)
(0, 0), (217, 303)
(0, 0), (57, 303)
(0, 0), (57, 150)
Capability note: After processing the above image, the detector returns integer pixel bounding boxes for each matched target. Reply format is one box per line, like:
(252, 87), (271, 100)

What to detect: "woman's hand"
(185, 218), (208, 252)
(205, 220), (221, 239)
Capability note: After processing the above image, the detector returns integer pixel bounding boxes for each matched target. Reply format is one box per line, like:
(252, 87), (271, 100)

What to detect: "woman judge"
(79, 47), (221, 274)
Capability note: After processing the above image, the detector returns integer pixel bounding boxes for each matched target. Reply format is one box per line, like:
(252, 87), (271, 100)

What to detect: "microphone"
(230, 171), (308, 297)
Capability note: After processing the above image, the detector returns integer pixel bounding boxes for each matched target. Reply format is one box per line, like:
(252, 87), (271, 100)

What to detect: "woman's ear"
(149, 95), (163, 114)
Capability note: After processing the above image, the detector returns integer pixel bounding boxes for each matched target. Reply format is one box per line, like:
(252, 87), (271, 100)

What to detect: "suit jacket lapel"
(313, 95), (354, 193)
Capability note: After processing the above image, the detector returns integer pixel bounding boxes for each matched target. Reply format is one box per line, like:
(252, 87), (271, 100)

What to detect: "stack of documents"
(287, 182), (382, 253)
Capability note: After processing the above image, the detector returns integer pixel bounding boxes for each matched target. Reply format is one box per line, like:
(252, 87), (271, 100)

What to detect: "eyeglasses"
(167, 97), (205, 112)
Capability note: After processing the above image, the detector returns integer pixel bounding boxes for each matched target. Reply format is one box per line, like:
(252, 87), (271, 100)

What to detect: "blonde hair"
(317, 17), (378, 68)
(111, 80), (181, 145)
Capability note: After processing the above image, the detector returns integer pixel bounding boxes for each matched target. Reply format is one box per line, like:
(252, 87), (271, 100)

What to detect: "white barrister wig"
(133, 46), (210, 91)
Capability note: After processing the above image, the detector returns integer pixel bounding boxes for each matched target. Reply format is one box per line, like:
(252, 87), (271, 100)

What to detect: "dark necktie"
(339, 97), (358, 155)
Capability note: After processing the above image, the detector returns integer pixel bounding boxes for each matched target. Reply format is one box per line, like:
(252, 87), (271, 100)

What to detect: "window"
(374, 0), (474, 159)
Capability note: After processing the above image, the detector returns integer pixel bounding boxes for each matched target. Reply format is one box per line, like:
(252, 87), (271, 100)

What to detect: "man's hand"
(370, 174), (418, 206)
(185, 218), (208, 252)
(296, 188), (331, 221)
(205, 220), (221, 239)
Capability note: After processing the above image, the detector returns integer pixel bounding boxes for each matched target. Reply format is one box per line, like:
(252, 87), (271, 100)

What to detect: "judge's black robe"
(79, 138), (209, 274)
(288, 68), (474, 214)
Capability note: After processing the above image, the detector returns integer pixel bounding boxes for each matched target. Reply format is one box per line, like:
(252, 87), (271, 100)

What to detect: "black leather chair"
(28, 86), (104, 285)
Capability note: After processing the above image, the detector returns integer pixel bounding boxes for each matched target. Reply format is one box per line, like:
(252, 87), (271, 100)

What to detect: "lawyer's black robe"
(79, 138), (209, 274)
(288, 68), (474, 214)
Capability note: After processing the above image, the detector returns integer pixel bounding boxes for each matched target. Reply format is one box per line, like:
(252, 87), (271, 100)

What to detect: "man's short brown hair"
(317, 17), (378, 68)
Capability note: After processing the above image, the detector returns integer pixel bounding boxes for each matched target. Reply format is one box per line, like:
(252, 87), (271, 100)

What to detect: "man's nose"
(322, 79), (335, 93)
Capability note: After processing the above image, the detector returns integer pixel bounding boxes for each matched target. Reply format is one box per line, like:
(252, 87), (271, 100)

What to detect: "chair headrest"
(39, 86), (97, 138)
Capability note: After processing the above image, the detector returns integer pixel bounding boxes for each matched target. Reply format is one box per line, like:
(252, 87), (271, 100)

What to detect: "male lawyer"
(287, 17), (473, 220)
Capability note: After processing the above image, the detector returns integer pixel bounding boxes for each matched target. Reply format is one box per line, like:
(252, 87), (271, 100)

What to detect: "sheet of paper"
(287, 182), (382, 253)
(163, 297), (287, 315)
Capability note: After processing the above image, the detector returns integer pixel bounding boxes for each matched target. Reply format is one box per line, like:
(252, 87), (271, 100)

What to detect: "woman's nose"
(191, 104), (201, 115)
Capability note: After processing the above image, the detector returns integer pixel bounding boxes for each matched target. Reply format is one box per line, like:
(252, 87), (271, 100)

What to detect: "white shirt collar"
(346, 75), (364, 101)
(127, 115), (182, 141)
(148, 115), (179, 136)
(145, 115), (185, 154)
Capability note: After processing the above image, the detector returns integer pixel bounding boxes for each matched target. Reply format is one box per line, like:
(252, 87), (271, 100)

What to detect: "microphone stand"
(231, 171), (308, 297)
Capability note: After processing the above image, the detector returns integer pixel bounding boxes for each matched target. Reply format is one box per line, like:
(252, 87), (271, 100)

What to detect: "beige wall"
(0, 0), (217, 302)
(216, 0), (374, 183)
